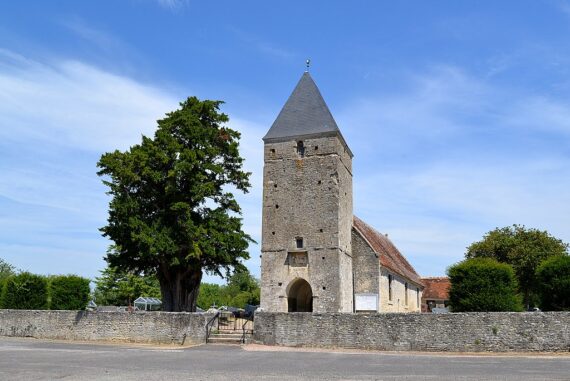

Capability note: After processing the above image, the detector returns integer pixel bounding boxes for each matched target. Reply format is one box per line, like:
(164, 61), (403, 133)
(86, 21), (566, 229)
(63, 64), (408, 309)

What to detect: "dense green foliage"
(197, 283), (223, 309)
(536, 255), (570, 311)
(1, 272), (48, 310)
(93, 265), (161, 306)
(0, 258), (16, 284)
(466, 225), (568, 307)
(0, 258), (16, 307)
(197, 270), (260, 309)
(97, 97), (252, 311)
(49, 275), (91, 310)
(448, 258), (523, 312)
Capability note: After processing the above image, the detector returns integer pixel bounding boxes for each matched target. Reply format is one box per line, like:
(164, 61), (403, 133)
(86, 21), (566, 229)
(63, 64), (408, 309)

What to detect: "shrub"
(1, 272), (48, 310)
(49, 275), (91, 310)
(448, 258), (523, 312)
(0, 258), (16, 284)
(536, 255), (570, 311)
(0, 278), (5, 308)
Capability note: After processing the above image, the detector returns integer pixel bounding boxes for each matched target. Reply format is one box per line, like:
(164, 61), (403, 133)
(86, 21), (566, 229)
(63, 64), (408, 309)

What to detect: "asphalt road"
(0, 337), (568, 380)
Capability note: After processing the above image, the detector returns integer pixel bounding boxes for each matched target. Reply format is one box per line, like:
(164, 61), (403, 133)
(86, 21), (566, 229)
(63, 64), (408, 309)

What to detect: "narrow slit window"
(405, 282), (409, 306)
(296, 141), (305, 157)
(388, 274), (393, 301)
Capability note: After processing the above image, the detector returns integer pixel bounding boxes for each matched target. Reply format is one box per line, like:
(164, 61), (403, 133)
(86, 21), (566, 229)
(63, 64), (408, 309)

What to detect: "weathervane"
(305, 58), (311, 72)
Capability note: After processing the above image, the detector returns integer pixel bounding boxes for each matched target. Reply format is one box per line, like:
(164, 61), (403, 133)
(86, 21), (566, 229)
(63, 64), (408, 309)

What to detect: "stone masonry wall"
(0, 310), (212, 345)
(352, 229), (379, 296)
(260, 135), (353, 312)
(254, 312), (570, 352)
(380, 269), (422, 312)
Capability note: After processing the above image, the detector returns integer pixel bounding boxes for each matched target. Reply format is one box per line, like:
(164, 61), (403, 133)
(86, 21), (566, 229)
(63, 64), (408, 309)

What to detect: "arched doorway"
(287, 278), (313, 312)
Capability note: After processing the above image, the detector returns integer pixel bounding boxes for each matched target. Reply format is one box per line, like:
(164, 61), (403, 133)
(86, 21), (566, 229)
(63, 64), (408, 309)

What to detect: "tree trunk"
(158, 266), (202, 312)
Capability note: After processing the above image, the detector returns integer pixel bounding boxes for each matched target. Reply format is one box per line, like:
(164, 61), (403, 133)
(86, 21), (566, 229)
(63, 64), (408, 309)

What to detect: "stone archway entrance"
(287, 278), (313, 312)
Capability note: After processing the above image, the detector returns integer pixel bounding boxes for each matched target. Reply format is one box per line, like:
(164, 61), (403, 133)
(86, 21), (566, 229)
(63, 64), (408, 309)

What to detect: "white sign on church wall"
(355, 293), (378, 312)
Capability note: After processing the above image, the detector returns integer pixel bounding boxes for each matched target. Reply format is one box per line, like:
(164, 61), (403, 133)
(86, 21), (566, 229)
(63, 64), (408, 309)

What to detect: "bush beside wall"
(0, 272), (48, 310)
(0, 279), (5, 309)
(448, 258), (523, 312)
(536, 256), (570, 311)
(49, 275), (91, 310)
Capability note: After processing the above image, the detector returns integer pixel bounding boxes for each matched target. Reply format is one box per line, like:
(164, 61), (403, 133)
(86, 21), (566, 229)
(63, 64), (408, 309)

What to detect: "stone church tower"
(260, 72), (354, 313)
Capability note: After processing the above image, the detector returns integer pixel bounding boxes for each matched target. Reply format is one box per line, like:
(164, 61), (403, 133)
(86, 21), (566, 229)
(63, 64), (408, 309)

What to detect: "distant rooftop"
(421, 277), (450, 300)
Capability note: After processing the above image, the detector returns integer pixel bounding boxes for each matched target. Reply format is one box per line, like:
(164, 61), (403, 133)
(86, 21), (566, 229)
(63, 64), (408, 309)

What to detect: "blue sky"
(1, 1), (569, 284)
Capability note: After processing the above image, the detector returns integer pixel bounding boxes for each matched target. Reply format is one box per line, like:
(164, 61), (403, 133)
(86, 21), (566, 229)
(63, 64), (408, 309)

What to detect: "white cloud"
(556, 0), (570, 17)
(227, 26), (296, 60)
(0, 50), (179, 152)
(342, 66), (570, 276)
(60, 17), (123, 53)
(507, 96), (570, 135)
(155, 0), (189, 11)
(0, 49), (264, 281)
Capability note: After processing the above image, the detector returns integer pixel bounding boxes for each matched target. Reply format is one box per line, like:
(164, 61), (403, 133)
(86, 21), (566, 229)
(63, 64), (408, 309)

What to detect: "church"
(260, 71), (424, 313)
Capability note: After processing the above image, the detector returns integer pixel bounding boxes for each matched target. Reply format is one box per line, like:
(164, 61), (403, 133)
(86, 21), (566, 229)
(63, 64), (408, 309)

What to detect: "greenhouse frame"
(134, 297), (162, 311)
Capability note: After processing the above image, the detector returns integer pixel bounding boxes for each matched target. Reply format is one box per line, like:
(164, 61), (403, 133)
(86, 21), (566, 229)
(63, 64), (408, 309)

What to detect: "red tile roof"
(353, 216), (423, 287)
(421, 277), (450, 300)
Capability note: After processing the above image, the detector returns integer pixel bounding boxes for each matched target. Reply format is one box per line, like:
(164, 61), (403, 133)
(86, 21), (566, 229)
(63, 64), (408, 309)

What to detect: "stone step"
(208, 337), (243, 344)
(210, 332), (243, 338)
(207, 332), (252, 344)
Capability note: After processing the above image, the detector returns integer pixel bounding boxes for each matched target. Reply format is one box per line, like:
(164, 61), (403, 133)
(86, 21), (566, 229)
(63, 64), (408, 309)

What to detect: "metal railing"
(241, 315), (254, 344)
(205, 311), (220, 343)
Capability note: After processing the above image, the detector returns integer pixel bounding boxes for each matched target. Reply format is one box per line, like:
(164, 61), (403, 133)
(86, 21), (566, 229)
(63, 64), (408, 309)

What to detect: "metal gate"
(206, 310), (254, 343)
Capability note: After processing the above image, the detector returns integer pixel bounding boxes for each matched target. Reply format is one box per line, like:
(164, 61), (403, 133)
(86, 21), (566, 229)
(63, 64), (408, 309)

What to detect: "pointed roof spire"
(263, 72), (352, 156)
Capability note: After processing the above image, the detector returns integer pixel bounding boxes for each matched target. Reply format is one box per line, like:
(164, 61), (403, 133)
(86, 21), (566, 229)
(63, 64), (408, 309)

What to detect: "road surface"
(0, 337), (568, 380)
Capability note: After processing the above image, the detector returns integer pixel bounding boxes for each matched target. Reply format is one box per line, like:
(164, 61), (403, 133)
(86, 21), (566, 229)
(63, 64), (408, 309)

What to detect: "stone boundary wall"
(253, 312), (570, 352)
(0, 310), (212, 345)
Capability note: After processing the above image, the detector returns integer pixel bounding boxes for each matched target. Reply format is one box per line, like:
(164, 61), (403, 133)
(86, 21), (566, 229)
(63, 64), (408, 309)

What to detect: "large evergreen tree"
(97, 97), (253, 311)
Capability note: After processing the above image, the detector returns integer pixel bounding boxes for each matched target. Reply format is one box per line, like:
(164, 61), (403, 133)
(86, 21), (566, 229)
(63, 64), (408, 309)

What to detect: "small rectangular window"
(296, 141), (305, 157)
(296, 237), (303, 249)
(416, 288), (420, 308)
(405, 282), (408, 306)
(388, 274), (393, 301)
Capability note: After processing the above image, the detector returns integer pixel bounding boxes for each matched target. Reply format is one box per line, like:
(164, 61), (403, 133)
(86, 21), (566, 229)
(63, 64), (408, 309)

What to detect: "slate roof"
(421, 277), (450, 300)
(264, 72), (352, 156)
(353, 216), (423, 287)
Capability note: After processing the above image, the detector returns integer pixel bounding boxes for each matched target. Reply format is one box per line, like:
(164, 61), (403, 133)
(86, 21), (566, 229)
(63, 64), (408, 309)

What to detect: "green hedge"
(48, 275), (91, 310)
(0, 278), (5, 308)
(536, 255), (570, 311)
(0, 272), (48, 310)
(448, 258), (523, 312)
